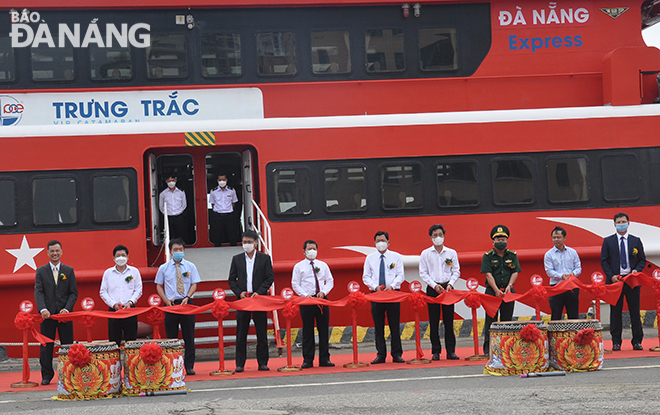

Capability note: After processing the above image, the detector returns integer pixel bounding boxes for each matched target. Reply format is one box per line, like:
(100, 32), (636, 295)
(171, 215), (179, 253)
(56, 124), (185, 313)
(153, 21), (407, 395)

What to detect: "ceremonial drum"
(57, 342), (122, 400)
(485, 321), (549, 376)
(548, 319), (603, 372)
(123, 339), (186, 395)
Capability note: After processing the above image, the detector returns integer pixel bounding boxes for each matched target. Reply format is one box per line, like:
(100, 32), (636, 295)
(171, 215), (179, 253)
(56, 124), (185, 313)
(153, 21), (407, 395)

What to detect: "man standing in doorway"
(362, 231), (405, 364)
(159, 175), (187, 241)
(544, 226), (581, 320)
(481, 225), (520, 356)
(34, 240), (78, 385)
(209, 174), (239, 246)
(155, 238), (201, 375)
(419, 224), (460, 360)
(601, 212), (646, 351)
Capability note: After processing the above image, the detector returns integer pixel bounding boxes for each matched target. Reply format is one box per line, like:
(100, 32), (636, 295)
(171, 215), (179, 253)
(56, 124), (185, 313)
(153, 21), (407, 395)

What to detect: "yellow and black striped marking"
(185, 131), (216, 146)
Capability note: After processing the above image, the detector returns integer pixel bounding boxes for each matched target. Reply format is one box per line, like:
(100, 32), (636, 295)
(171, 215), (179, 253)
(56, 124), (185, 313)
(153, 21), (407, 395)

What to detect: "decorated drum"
(548, 319), (603, 371)
(57, 342), (122, 400)
(123, 339), (186, 395)
(485, 321), (549, 376)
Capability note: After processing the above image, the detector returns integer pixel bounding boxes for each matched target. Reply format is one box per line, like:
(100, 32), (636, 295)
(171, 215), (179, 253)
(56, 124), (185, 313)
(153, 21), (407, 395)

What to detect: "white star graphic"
(6, 236), (44, 273)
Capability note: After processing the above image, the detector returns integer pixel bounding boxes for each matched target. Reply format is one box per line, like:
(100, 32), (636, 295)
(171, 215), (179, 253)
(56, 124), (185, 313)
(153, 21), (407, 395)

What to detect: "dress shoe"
(301, 361), (313, 369)
(633, 343), (644, 351)
(258, 365), (270, 371)
(41, 379), (51, 385)
(371, 356), (386, 364)
(612, 343), (621, 351)
(319, 360), (335, 367)
(432, 353), (440, 361)
(186, 369), (195, 376)
(235, 366), (244, 373)
(447, 353), (459, 360)
(392, 356), (405, 363)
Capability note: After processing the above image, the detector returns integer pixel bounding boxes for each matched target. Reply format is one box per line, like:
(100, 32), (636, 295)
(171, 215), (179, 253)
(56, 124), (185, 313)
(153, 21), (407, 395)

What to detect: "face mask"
(375, 241), (388, 252)
(305, 249), (317, 260)
(243, 243), (255, 254)
(616, 223), (629, 233)
(432, 236), (444, 246)
(167, 181), (176, 189)
(494, 241), (507, 250)
(114, 256), (128, 267)
(218, 180), (227, 187)
(172, 252), (184, 261)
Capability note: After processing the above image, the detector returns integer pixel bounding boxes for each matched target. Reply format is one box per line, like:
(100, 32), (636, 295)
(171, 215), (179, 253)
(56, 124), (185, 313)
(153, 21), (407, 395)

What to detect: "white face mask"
(375, 241), (388, 252)
(167, 181), (176, 188)
(432, 236), (444, 246)
(114, 256), (128, 267)
(218, 180), (227, 188)
(243, 243), (255, 254)
(305, 249), (317, 260)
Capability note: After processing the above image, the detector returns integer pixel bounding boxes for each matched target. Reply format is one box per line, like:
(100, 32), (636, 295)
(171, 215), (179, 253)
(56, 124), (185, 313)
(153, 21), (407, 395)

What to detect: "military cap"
(490, 225), (509, 239)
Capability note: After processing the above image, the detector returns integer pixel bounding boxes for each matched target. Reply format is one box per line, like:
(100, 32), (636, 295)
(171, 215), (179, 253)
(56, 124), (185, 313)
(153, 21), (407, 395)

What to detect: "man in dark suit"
(228, 230), (274, 372)
(34, 240), (78, 385)
(601, 212), (646, 351)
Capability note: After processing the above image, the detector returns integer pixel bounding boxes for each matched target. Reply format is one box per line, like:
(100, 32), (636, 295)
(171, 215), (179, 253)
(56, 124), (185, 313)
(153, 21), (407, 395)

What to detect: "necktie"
(379, 254), (386, 288)
(175, 263), (185, 295)
(311, 261), (320, 294)
(620, 237), (627, 269)
(52, 266), (58, 286)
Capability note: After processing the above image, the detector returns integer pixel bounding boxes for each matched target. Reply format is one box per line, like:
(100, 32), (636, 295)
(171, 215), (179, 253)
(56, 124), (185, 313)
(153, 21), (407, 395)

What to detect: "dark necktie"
(379, 254), (386, 287)
(311, 261), (320, 294)
(620, 237), (627, 269)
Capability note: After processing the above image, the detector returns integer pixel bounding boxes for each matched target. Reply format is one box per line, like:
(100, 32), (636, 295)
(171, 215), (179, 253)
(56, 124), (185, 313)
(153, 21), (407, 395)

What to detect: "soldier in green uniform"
(481, 225), (520, 356)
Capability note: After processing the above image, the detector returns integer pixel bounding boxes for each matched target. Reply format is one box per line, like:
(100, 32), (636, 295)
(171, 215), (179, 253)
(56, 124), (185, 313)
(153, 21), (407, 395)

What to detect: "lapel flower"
(314, 266), (321, 274)
(633, 248), (639, 257)
(60, 273), (67, 280)
(125, 275), (133, 283)
(389, 263), (395, 270)
(508, 263), (516, 269)
(445, 258), (453, 266)
(183, 271), (190, 277)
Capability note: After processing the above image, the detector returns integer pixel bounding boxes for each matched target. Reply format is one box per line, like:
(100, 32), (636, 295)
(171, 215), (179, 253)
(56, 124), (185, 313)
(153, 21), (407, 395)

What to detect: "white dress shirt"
(292, 258), (334, 297)
(419, 245), (460, 288)
(246, 252), (255, 293)
(159, 187), (187, 216)
(543, 245), (582, 285)
(209, 186), (238, 213)
(618, 233), (631, 275)
(100, 265), (143, 307)
(362, 249), (404, 291)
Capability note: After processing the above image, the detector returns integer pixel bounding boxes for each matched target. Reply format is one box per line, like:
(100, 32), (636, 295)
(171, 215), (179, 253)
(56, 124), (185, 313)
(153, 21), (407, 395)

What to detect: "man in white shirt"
(363, 231), (405, 364)
(419, 224), (460, 360)
(292, 240), (335, 368)
(209, 173), (239, 247)
(159, 175), (187, 241)
(100, 245), (143, 346)
(544, 226), (582, 320)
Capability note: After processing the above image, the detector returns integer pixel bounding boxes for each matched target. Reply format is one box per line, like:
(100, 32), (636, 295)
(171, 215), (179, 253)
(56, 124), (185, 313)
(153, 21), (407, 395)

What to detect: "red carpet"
(2, 339), (659, 393)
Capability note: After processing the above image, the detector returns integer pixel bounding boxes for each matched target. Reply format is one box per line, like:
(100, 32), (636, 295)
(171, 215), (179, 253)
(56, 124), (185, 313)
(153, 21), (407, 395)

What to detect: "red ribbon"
(211, 299), (230, 320)
(281, 301), (299, 320)
(407, 292), (427, 312)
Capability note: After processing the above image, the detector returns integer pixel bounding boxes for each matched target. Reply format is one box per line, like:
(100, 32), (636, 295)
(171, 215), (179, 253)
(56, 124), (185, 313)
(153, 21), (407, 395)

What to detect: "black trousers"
(371, 302), (402, 359)
(164, 311), (196, 371)
(40, 319), (73, 381)
(483, 300), (515, 354)
(107, 307), (138, 346)
(610, 284), (643, 345)
(549, 288), (580, 321)
(167, 213), (186, 241)
(426, 286), (456, 355)
(300, 304), (330, 364)
(235, 310), (269, 368)
(210, 211), (238, 246)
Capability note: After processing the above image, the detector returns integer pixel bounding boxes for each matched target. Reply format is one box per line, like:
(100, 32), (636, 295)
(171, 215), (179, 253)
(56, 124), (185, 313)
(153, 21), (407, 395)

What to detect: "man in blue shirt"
(544, 226), (582, 320)
(155, 238), (201, 375)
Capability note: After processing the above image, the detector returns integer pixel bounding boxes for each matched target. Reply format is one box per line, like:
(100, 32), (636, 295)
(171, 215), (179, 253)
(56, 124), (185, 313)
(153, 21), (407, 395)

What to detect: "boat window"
(31, 38), (75, 81)
(0, 35), (15, 82)
(492, 159), (534, 205)
(311, 30), (351, 74)
(324, 166), (367, 212)
(547, 157), (589, 202)
(93, 175), (132, 223)
(0, 179), (16, 226)
(436, 161), (478, 207)
(32, 177), (78, 225)
(419, 28), (458, 71)
(257, 32), (296, 75)
(365, 29), (404, 73)
(146, 34), (188, 79)
(201, 33), (242, 77)
(601, 154), (640, 201)
(90, 43), (132, 80)
(272, 168), (311, 214)
(381, 163), (423, 209)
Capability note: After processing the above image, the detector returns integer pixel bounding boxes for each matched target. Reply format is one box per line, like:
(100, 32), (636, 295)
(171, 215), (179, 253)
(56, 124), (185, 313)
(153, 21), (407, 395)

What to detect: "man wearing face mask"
(481, 225), (520, 356)
(363, 231), (405, 364)
(100, 245), (143, 346)
(159, 175), (187, 241)
(292, 240), (335, 368)
(228, 230), (274, 372)
(155, 238), (201, 375)
(544, 226), (581, 320)
(419, 224), (460, 361)
(209, 174), (239, 247)
(601, 212), (646, 351)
